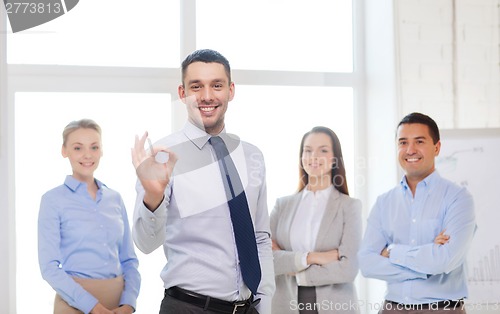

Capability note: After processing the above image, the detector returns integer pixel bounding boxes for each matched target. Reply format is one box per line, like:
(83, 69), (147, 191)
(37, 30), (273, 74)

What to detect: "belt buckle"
(232, 302), (246, 314)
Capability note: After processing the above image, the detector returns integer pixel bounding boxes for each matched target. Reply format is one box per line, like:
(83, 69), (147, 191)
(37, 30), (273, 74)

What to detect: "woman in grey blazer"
(270, 126), (362, 314)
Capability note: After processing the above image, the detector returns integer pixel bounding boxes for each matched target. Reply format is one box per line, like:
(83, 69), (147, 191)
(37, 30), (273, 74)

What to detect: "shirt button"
(412, 219), (416, 223)
(150, 234), (155, 238)
(150, 218), (155, 222)
(411, 239), (415, 244)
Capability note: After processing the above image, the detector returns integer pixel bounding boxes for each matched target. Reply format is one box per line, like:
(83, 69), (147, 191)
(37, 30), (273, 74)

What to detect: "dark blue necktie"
(209, 136), (262, 295)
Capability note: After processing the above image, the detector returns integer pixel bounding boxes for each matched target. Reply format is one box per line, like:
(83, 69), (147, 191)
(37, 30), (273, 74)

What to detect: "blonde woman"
(271, 126), (362, 314)
(38, 119), (140, 314)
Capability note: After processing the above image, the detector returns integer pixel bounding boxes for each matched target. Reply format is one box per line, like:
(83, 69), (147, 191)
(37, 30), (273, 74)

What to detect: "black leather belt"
(387, 299), (464, 310)
(165, 286), (259, 314)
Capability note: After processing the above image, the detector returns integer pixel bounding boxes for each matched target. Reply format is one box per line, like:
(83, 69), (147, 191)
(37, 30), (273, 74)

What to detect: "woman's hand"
(306, 249), (339, 266)
(272, 239), (282, 251)
(112, 305), (134, 314)
(90, 303), (114, 314)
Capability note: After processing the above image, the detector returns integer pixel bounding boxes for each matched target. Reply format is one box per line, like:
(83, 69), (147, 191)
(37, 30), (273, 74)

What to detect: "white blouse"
(289, 184), (333, 272)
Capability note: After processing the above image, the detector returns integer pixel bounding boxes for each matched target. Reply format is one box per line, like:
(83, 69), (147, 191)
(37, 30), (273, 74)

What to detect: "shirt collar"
(184, 121), (226, 149)
(400, 170), (440, 192)
(301, 184), (334, 201)
(64, 175), (105, 192)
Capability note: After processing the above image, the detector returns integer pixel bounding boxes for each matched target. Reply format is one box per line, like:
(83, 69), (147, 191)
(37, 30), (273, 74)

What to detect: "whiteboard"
(436, 128), (500, 304)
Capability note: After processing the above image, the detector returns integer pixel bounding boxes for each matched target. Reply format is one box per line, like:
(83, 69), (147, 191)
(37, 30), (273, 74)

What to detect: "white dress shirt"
(132, 122), (275, 313)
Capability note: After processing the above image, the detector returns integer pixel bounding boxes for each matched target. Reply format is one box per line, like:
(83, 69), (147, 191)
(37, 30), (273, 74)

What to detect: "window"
(196, 0), (353, 72)
(7, 0), (180, 67)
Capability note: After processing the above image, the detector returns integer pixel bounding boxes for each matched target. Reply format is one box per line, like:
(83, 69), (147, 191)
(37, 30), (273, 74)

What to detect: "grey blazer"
(270, 188), (362, 314)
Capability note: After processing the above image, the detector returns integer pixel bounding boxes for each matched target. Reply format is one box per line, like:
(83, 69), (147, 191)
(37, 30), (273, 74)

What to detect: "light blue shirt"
(133, 122), (275, 314)
(38, 176), (140, 314)
(358, 171), (475, 304)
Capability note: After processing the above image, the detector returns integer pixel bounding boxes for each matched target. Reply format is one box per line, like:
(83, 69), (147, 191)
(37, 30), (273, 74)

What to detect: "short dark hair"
(397, 112), (440, 144)
(181, 49), (231, 85)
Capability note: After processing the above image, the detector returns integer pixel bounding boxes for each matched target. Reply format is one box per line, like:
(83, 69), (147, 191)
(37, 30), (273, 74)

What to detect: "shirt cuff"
(389, 244), (406, 266)
(296, 269), (307, 286)
(78, 294), (99, 314)
(140, 195), (167, 218)
(301, 252), (309, 268)
(119, 292), (137, 312)
(294, 252), (309, 273)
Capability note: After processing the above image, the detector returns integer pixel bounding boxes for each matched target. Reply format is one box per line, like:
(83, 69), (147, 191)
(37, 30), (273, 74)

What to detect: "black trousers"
(159, 292), (259, 314)
(297, 286), (319, 314)
(160, 293), (220, 314)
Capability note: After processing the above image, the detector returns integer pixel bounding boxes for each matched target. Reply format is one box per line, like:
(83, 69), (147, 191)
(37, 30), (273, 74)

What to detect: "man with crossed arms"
(358, 112), (476, 314)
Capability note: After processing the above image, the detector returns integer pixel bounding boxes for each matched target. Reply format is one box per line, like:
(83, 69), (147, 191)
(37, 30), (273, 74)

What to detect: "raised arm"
(131, 132), (177, 254)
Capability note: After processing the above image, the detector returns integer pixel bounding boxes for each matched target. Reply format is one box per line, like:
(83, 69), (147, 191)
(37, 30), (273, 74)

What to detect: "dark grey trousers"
(297, 286), (319, 314)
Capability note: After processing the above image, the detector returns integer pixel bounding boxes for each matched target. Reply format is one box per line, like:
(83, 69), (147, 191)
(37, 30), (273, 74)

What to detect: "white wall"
(396, 0), (500, 128)
(0, 7), (15, 314)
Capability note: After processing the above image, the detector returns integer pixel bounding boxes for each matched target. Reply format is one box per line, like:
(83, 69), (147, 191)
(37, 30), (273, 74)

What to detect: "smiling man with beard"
(358, 112), (476, 314)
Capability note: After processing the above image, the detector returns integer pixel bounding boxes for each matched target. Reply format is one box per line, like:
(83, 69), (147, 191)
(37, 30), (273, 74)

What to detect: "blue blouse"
(38, 175), (140, 313)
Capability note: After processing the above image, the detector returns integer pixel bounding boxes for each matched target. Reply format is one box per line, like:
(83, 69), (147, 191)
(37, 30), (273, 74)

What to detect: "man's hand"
(131, 132), (178, 210)
(434, 229), (450, 245)
(307, 249), (339, 266)
(380, 246), (390, 258)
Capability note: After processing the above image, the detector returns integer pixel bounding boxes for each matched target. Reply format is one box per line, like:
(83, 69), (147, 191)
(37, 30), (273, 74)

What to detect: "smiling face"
(178, 61), (235, 135)
(61, 128), (102, 182)
(301, 132), (335, 185)
(397, 123), (441, 185)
